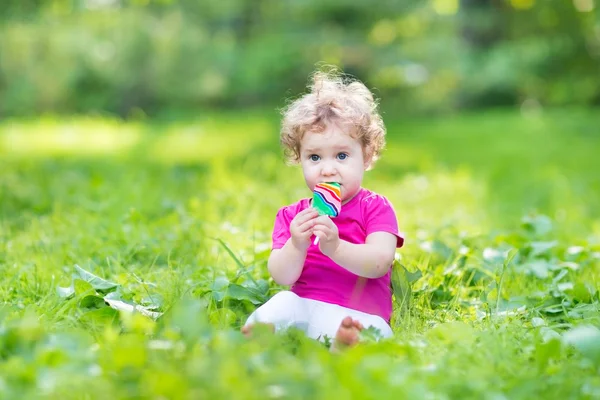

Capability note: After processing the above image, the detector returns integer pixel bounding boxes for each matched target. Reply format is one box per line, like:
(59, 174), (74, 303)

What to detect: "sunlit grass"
(148, 117), (274, 163)
(0, 113), (275, 162)
(1, 116), (142, 157)
(0, 108), (599, 398)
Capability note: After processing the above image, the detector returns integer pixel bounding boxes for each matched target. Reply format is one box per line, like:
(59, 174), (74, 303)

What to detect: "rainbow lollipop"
(312, 182), (341, 244)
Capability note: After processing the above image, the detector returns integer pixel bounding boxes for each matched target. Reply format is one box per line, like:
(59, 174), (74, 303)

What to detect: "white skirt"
(244, 290), (393, 342)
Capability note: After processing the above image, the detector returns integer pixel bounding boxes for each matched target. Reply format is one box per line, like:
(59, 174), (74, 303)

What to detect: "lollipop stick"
(314, 236), (319, 245)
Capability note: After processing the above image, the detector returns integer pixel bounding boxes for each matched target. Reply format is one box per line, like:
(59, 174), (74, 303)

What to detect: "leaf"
(528, 241), (558, 257)
(522, 260), (552, 279)
(79, 307), (120, 326)
(568, 282), (596, 303)
(556, 261), (580, 271)
(168, 297), (210, 341)
(74, 279), (95, 296)
(141, 294), (164, 311)
(208, 275), (270, 305)
(535, 334), (562, 369)
(79, 295), (107, 310)
(238, 279), (270, 303)
(103, 291), (162, 319)
(556, 282), (573, 294)
(539, 327), (561, 343)
(542, 304), (565, 314)
(562, 325), (600, 363)
(104, 297), (162, 319)
(531, 317), (546, 327)
(209, 308), (237, 326)
(426, 322), (475, 345)
(103, 291), (125, 301)
(522, 214), (553, 236)
(391, 263), (413, 312)
(57, 285), (75, 299)
(211, 276), (229, 290)
(225, 284), (265, 305)
(566, 303), (600, 321)
(552, 269), (569, 284)
(405, 268), (423, 284)
(242, 278), (269, 295)
(556, 282), (574, 293)
(210, 276), (230, 302)
(494, 298), (527, 313)
(483, 247), (509, 263)
(358, 326), (385, 343)
(74, 265), (119, 293)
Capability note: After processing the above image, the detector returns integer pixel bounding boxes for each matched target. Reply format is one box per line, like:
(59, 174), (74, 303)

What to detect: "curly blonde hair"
(280, 68), (386, 168)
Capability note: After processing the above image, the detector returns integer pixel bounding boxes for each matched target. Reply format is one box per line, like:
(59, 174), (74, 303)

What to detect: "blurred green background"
(2, 0), (600, 240)
(1, 0), (599, 117)
(1, 4), (600, 398)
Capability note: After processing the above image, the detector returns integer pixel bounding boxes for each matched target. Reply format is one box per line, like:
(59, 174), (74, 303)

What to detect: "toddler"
(242, 69), (404, 349)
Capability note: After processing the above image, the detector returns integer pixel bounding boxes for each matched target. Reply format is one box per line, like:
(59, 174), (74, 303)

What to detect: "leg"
(242, 291), (309, 335)
(304, 299), (393, 346)
(331, 312), (393, 351)
(331, 316), (364, 352)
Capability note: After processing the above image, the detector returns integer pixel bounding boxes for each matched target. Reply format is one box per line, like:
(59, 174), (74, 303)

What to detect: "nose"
(321, 161), (337, 177)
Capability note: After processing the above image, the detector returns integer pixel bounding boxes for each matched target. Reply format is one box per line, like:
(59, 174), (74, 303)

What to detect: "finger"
(314, 232), (326, 243)
(312, 228), (328, 242)
(292, 226), (314, 239)
(297, 218), (317, 233)
(312, 224), (333, 236)
(298, 232), (313, 242)
(295, 209), (319, 225)
(315, 215), (334, 227)
(299, 207), (319, 217)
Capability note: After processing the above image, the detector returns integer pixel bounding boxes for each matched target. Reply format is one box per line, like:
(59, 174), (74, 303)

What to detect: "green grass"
(1, 108), (599, 399)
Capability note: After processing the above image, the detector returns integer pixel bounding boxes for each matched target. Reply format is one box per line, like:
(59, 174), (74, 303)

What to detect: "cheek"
(301, 164), (318, 182)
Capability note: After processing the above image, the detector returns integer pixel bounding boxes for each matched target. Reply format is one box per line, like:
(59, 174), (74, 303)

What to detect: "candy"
(312, 182), (342, 217)
(312, 182), (341, 245)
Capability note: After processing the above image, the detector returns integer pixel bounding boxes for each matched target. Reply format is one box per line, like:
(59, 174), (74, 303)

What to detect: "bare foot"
(241, 322), (275, 338)
(331, 316), (364, 352)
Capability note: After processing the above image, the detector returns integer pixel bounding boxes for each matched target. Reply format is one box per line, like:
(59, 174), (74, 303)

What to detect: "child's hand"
(289, 208), (319, 252)
(313, 215), (340, 257)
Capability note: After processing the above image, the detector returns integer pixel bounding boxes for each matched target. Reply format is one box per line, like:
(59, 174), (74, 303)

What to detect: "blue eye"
(337, 153), (348, 160)
(310, 155), (320, 162)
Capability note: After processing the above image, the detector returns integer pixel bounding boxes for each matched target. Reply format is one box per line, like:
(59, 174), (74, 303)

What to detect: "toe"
(340, 316), (353, 328)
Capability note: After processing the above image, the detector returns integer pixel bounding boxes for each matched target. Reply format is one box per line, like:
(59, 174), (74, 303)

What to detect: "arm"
(330, 232), (397, 279)
(312, 215), (397, 279)
(267, 240), (307, 285)
(268, 207), (319, 286)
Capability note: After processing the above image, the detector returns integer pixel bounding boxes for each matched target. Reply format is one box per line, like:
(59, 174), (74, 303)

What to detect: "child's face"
(299, 124), (368, 204)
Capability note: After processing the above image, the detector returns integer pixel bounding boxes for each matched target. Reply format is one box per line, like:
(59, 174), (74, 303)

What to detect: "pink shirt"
(272, 187), (404, 322)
